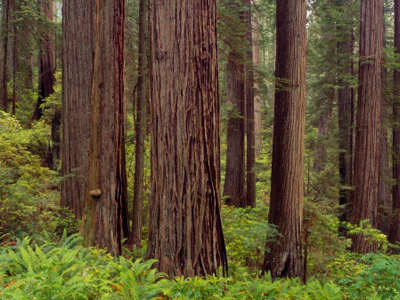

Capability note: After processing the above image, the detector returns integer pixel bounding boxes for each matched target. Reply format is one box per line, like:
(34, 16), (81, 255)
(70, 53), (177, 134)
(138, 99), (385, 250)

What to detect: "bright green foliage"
(330, 254), (400, 300)
(221, 205), (277, 271)
(0, 233), (165, 300)
(0, 111), (76, 240)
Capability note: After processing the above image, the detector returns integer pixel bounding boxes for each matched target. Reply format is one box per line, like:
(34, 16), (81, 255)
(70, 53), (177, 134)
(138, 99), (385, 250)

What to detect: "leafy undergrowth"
(1, 234), (400, 299)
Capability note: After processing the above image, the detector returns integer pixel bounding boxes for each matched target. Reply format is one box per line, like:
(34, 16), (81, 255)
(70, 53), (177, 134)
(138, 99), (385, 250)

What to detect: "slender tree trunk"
(252, 12), (262, 157)
(262, 0), (307, 279)
(147, 0), (227, 277)
(337, 0), (354, 236)
(80, 0), (129, 256)
(61, 0), (93, 219)
(351, 0), (383, 253)
(32, 0), (55, 122)
(245, 0), (256, 208)
(223, 52), (245, 207)
(314, 89), (333, 173)
(11, 0), (18, 116)
(390, 0), (400, 244)
(223, 1), (245, 208)
(223, 51), (245, 207)
(1, 0), (10, 112)
(130, 0), (148, 248)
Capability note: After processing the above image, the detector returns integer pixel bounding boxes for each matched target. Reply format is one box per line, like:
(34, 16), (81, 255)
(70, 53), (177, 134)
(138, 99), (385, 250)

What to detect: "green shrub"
(0, 111), (77, 241)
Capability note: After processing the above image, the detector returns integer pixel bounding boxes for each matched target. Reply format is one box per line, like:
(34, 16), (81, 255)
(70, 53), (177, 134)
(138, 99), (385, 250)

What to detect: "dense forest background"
(1, 0), (400, 299)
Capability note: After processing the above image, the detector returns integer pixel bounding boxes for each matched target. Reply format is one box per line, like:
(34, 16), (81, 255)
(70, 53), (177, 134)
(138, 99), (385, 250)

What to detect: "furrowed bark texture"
(61, 0), (93, 219)
(147, 0), (228, 277)
(263, 0), (306, 279)
(378, 19), (390, 236)
(351, 0), (383, 253)
(131, 0), (148, 248)
(390, 0), (400, 244)
(80, 0), (129, 256)
(223, 51), (245, 207)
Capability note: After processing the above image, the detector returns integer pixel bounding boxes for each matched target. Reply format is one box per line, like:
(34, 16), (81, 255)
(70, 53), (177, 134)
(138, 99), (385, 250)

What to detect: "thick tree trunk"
(337, 0), (354, 235)
(223, 51), (245, 207)
(378, 19), (391, 236)
(245, 0), (256, 208)
(32, 0), (55, 122)
(130, 0), (148, 248)
(1, 0), (10, 112)
(351, 0), (383, 253)
(80, 0), (129, 256)
(147, 0), (227, 277)
(61, 0), (93, 219)
(390, 0), (400, 244)
(262, 0), (306, 279)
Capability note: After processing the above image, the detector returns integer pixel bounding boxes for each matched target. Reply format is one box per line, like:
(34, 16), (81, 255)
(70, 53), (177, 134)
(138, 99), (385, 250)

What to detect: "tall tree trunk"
(252, 12), (262, 157)
(130, 0), (148, 248)
(32, 0), (55, 122)
(80, 0), (129, 256)
(351, 0), (383, 253)
(378, 17), (391, 236)
(61, 0), (93, 219)
(147, 0), (227, 277)
(337, 0), (354, 236)
(11, 0), (18, 116)
(262, 0), (306, 279)
(223, 51), (245, 207)
(1, 0), (10, 112)
(390, 0), (400, 244)
(245, 0), (256, 208)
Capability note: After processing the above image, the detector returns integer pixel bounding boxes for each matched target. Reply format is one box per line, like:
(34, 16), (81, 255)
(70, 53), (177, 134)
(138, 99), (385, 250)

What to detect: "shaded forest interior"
(2, 0), (400, 298)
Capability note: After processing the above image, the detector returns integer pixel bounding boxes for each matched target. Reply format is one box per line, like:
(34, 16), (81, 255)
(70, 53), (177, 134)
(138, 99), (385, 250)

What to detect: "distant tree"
(79, 0), (129, 256)
(244, 0), (256, 208)
(223, 1), (245, 207)
(147, 0), (228, 277)
(336, 0), (355, 235)
(1, 0), (10, 112)
(32, 0), (55, 122)
(262, 0), (306, 279)
(351, 0), (383, 253)
(61, 0), (93, 219)
(130, 0), (148, 248)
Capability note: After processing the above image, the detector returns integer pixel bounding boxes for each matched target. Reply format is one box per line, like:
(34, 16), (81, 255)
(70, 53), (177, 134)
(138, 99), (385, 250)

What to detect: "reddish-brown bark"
(263, 0), (307, 279)
(147, 0), (227, 277)
(351, 0), (383, 253)
(79, 0), (129, 256)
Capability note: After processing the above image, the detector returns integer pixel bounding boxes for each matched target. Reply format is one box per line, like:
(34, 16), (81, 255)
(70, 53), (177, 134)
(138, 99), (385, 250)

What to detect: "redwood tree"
(337, 0), (354, 235)
(351, 0), (383, 253)
(130, 0), (148, 248)
(61, 0), (93, 219)
(262, 0), (307, 279)
(244, 0), (256, 208)
(223, 1), (245, 207)
(79, 0), (129, 256)
(390, 0), (400, 244)
(32, 0), (56, 122)
(147, 0), (228, 277)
